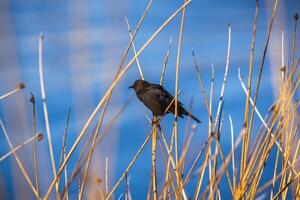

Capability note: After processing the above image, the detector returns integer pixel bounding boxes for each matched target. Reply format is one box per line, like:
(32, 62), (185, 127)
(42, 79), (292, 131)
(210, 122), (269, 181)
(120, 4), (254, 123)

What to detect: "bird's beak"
(128, 85), (134, 89)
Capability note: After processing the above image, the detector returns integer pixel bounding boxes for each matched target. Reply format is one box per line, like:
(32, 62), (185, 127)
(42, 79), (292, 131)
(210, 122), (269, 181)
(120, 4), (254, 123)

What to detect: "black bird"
(129, 79), (201, 123)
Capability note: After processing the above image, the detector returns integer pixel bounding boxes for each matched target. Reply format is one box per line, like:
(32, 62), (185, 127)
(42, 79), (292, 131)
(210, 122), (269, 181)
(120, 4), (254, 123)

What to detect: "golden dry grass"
(0, 0), (299, 199)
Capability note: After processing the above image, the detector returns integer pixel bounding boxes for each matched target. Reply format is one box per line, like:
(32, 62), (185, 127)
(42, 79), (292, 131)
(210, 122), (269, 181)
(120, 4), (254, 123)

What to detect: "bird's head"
(129, 79), (150, 92)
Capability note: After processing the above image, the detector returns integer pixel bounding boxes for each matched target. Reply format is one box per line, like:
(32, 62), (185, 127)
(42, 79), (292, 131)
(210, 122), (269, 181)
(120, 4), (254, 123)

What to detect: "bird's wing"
(151, 84), (184, 106)
(146, 84), (185, 117)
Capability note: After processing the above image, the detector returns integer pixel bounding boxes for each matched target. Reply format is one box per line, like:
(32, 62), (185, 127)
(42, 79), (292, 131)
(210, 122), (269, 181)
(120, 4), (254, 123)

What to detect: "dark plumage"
(129, 79), (201, 123)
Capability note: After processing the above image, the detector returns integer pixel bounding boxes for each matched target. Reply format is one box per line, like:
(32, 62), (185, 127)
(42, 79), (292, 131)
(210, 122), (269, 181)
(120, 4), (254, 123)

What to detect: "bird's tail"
(186, 112), (201, 123)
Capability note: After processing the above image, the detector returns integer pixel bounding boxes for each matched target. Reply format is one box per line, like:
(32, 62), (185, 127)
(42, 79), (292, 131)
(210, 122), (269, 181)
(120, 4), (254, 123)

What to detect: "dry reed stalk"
(256, 149), (300, 195)
(201, 128), (244, 199)
(291, 13), (298, 68)
(239, 69), (297, 175)
(156, 132), (177, 199)
(151, 117), (158, 200)
(192, 50), (211, 118)
(158, 126), (186, 198)
(162, 129), (175, 200)
(125, 17), (144, 80)
(0, 119), (39, 198)
(205, 23), (231, 199)
(0, 133), (43, 162)
(96, 179), (105, 200)
(242, 1), (259, 176)
(63, 150), (69, 200)
(215, 136), (234, 196)
(38, 34), (59, 195)
(243, 0), (279, 179)
(193, 51), (215, 199)
(195, 106), (225, 199)
(29, 93), (40, 199)
(159, 37), (174, 199)
(57, 110), (70, 200)
(213, 24), (231, 131)
(270, 142), (281, 199)
(208, 63), (214, 198)
(229, 115), (236, 192)
(246, 115), (284, 198)
(193, 137), (213, 199)
(125, 173), (129, 200)
(173, 0), (188, 198)
(105, 157), (109, 196)
(183, 135), (212, 186)
(160, 37), (173, 86)
(0, 83), (25, 100)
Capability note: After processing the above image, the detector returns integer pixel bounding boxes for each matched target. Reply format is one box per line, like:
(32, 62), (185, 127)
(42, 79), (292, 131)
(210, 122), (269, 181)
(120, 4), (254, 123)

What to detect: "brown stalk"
(241, 1), (259, 179)
(29, 93), (40, 199)
(291, 13), (298, 69)
(57, 110), (70, 197)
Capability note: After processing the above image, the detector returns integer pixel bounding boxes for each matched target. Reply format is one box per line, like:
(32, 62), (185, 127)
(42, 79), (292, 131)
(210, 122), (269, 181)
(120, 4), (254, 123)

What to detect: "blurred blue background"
(0, 0), (299, 199)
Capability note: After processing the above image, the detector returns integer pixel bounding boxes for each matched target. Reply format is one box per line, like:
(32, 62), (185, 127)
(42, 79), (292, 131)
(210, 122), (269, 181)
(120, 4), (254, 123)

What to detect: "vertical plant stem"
(105, 156), (109, 196)
(242, 1), (259, 177)
(58, 110), (70, 198)
(229, 115), (236, 193)
(38, 34), (59, 195)
(270, 145), (281, 199)
(245, 0), (279, 176)
(291, 13), (298, 68)
(174, 0), (188, 197)
(193, 139), (212, 200)
(152, 117), (158, 200)
(125, 173), (129, 200)
(281, 30), (285, 81)
(214, 24), (231, 131)
(58, 111), (69, 183)
(30, 93), (40, 199)
(63, 150), (69, 200)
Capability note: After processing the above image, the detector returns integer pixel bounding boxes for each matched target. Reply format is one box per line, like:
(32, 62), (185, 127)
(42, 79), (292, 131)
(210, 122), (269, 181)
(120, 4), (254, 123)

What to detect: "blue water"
(0, 0), (299, 199)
